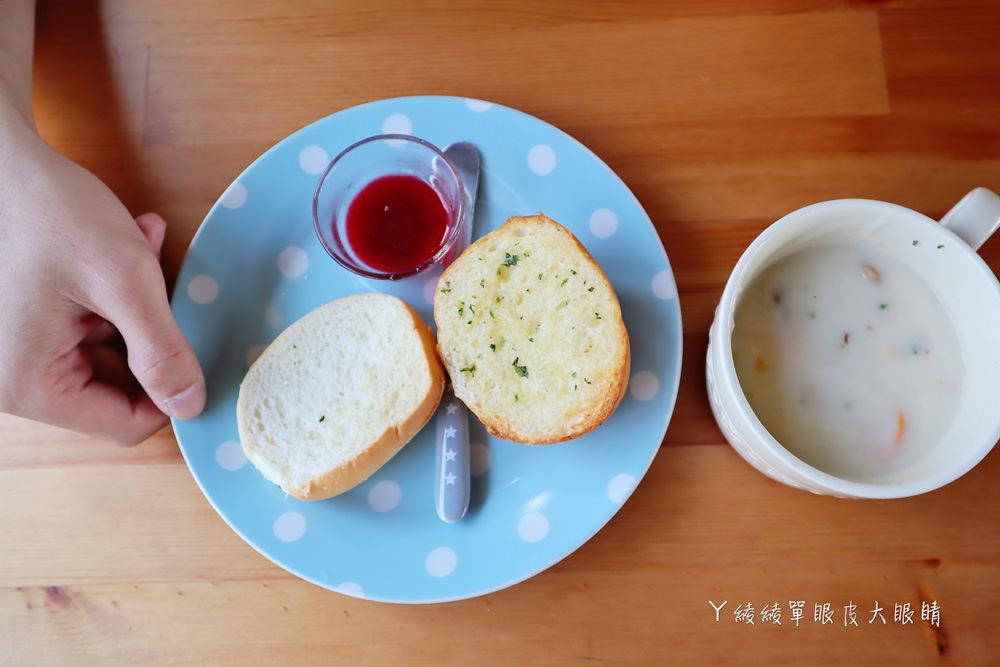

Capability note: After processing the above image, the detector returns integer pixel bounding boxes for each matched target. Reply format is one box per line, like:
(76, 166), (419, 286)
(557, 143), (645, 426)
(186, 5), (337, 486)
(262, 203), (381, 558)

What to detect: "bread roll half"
(434, 214), (630, 444)
(237, 293), (445, 500)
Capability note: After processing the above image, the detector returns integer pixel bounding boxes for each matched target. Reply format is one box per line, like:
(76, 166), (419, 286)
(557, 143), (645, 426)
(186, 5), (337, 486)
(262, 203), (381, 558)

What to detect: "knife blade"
(445, 142), (479, 255)
(435, 142), (480, 523)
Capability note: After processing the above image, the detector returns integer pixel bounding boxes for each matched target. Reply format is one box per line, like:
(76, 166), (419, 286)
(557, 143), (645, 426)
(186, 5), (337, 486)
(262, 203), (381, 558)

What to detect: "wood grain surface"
(3, 1), (999, 663)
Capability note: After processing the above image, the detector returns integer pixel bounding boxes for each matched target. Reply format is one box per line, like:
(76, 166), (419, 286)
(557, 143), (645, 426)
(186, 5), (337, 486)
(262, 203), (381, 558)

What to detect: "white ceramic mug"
(706, 188), (1000, 498)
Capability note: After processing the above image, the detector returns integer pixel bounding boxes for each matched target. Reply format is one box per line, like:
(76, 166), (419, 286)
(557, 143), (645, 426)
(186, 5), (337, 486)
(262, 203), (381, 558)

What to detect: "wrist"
(0, 88), (34, 131)
(0, 97), (40, 165)
(0, 0), (37, 132)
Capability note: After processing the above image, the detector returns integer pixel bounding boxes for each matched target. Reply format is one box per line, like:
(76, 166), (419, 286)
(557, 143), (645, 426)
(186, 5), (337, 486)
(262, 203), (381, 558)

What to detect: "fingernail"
(163, 377), (206, 420)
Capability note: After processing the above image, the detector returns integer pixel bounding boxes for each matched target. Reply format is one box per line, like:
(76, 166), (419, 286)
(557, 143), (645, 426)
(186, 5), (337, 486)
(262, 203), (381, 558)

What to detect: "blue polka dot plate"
(170, 96), (682, 603)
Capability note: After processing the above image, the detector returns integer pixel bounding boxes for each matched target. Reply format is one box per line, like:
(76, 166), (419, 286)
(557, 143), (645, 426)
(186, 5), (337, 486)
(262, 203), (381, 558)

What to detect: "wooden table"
(3, 1), (999, 663)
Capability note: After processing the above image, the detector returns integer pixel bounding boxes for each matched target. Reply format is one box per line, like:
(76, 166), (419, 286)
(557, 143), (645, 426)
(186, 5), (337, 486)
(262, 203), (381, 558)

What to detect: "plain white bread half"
(434, 213), (630, 444)
(236, 293), (445, 500)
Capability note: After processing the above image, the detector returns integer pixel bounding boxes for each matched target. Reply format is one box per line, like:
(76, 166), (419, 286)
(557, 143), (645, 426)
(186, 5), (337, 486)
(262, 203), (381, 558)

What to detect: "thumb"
(121, 281), (206, 420)
(98, 235), (206, 421)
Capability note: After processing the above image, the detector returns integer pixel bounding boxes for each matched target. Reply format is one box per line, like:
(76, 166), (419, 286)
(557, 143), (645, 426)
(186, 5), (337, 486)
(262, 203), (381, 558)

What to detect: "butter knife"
(435, 142), (480, 523)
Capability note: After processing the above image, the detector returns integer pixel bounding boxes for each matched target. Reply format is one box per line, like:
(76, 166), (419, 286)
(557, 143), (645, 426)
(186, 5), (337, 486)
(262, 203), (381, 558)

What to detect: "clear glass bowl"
(312, 134), (466, 280)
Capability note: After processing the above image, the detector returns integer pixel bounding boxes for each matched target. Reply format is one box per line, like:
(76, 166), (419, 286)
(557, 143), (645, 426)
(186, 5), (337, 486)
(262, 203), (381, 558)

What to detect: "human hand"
(0, 127), (206, 445)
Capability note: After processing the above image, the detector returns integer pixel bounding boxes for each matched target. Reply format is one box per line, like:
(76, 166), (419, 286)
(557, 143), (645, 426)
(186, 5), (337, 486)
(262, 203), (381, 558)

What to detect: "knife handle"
(435, 384), (471, 523)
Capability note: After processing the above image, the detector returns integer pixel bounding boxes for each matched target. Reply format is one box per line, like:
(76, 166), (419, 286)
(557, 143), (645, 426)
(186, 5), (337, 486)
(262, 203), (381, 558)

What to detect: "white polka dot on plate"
(470, 441), (490, 477)
(465, 99), (492, 112)
(607, 473), (637, 504)
(630, 370), (660, 401)
(246, 344), (266, 367)
(187, 275), (219, 305)
(517, 512), (549, 543)
(382, 113), (413, 135)
(219, 182), (247, 210)
(426, 546), (458, 578)
(273, 512), (307, 542)
(368, 480), (402, 513)
(277, 246), (309, 279)
(336, 582), (365, 598)
(299, 145), (329, 175)
(215, 440), (247, 471)
(589, 208), (619, 238)
(266, 301), (282, 328)
(528, 144), (556, 175)
(651, 270), (678, 300)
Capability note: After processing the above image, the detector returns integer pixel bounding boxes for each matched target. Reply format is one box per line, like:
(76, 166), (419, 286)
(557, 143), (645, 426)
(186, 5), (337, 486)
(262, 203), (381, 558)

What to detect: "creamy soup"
(732, 242), (963, 481)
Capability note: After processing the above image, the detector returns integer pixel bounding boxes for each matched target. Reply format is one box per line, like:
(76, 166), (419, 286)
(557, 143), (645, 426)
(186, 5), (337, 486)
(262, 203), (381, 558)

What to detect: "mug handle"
(939, 187), (1000, 251)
